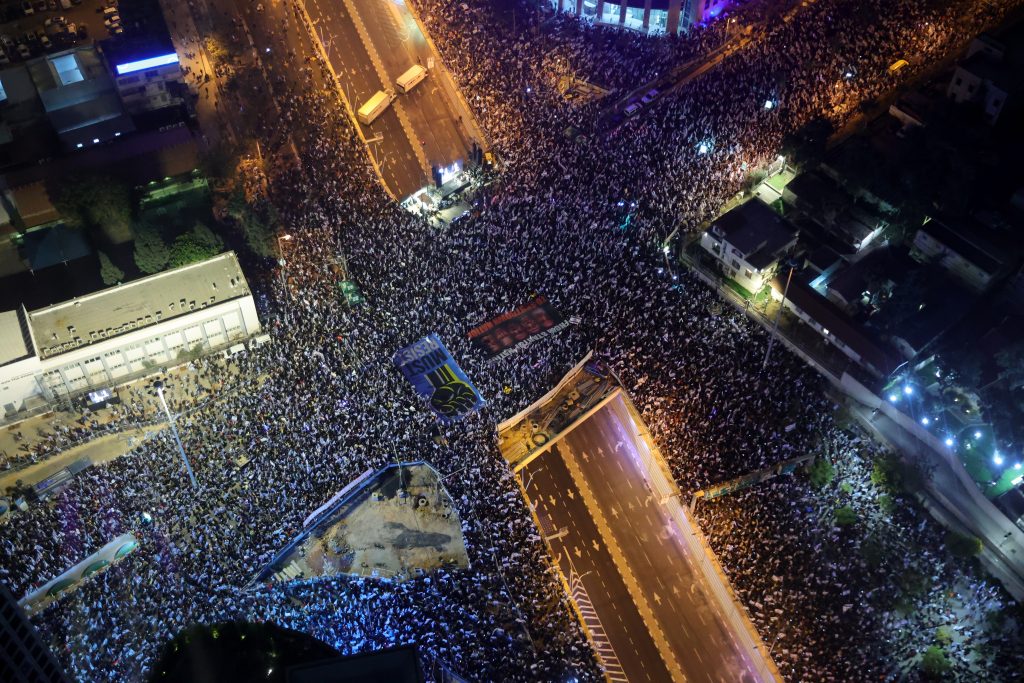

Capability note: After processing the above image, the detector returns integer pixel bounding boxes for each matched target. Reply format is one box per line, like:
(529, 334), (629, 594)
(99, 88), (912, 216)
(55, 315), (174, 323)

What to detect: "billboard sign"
(393, 334), (484, 421)
(467, 295), (568, 361)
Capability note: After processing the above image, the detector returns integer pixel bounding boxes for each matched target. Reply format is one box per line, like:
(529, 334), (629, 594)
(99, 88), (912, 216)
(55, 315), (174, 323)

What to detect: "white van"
(102, 6), (117, 16)
(395, 64), (427, 94)
(357, 89), (395, 125)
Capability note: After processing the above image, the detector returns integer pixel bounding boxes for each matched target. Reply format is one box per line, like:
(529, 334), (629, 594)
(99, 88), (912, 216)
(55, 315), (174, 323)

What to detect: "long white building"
(0, 252), (260, 420)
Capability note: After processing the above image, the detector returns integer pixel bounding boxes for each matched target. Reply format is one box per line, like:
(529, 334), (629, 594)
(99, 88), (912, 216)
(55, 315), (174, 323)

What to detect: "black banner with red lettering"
(467, 296), (567, 360)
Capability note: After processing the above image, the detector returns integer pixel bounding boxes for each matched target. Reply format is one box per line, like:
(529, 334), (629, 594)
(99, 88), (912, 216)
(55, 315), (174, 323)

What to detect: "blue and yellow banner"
(393, 334), (484, 421)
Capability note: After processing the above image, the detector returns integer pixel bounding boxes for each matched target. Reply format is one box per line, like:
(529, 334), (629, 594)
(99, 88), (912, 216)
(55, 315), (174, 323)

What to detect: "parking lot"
(0, 0), (115, 65)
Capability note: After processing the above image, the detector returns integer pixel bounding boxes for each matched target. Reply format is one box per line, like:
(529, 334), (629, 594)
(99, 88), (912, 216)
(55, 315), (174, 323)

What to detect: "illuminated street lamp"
(278, 234), (293, 325)
(152, 380), (198, 489)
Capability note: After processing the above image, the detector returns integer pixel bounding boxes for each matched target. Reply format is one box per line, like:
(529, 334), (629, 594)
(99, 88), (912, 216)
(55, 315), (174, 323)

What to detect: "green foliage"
(133, 222), (170, 274)
(780, 117), (834, 171)
(741, 169), (768, 194)
(834, 505), (858, 526)
(54, 174), (134, 244)
(995, 340), (1024, 391)
(878, 494), (895, 515)
(871, 454), (925, 496)
(227, 188), (275, 258)
(920, 645), (950, 678)
(945, 530), (982, 559)
(935, 626), (953, 646)
(168, 222), (225, 268)
(871, 455), (902, 493)
(839, 481), (853, 495)
(860, 535), (887, 569)
(807, 458), (836, 489)
(97, 251), (124, 286)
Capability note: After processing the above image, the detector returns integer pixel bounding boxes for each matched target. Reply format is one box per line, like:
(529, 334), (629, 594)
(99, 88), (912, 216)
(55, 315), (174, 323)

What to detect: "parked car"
(640, 88), (659, 105)
(33, 0), (47, 14)
(0, 50), (10, 65)
(36, 28), (51, 49)
(624, 102), (642, 117)
(17, 43), (30, 58)
(21, 1), (34, 16)
(60, 0), (71, 9)
(0, 34), (14, 48)
(110, 25), (122, 34)
(76, 23), (87, 39)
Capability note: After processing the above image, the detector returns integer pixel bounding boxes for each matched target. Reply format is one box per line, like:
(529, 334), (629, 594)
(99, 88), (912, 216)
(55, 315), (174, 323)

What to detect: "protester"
(2, 0), (1022, 681)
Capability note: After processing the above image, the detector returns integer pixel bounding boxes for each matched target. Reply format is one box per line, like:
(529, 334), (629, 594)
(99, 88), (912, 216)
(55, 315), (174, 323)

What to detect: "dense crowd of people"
(3, 0), (1024, 681)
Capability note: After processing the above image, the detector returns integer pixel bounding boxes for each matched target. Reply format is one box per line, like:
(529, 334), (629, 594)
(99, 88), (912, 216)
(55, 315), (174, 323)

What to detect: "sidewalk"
(847, 403), (1024, 601)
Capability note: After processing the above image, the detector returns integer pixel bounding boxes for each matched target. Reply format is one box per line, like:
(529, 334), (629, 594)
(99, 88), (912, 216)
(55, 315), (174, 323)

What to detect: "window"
(731, 259), (741, 270)
(744, 269), (753, 279)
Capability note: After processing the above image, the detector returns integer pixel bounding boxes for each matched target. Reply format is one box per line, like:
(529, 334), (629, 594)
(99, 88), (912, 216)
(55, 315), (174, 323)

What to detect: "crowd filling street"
(3, 0), (1024, 681)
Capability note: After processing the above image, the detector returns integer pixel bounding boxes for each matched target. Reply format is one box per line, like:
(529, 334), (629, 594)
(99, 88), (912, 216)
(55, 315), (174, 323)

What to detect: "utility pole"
(277, 234), (293, 326)
(762, 259), (796, 372)
(153, 380), (198, 489)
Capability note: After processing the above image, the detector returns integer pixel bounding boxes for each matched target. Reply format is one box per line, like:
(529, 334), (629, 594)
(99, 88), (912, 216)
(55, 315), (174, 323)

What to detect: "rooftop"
(917, 216), (1010, 275)
(709, 200), (798, 268)
(97, 0), (176, 68)
(0, 309), (33, 367)
(772, 275), (900, 377)
(784, 171), (851, 215)
(27, 251), (249, 360)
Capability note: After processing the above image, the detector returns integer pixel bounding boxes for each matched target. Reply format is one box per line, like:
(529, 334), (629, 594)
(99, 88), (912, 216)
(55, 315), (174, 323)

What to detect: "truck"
(357, 89), (396, 125)
(395, 64), (427, 94)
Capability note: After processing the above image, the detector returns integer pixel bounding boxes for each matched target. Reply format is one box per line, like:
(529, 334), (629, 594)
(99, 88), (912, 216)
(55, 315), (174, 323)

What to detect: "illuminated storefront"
(547, 0), (730, 35)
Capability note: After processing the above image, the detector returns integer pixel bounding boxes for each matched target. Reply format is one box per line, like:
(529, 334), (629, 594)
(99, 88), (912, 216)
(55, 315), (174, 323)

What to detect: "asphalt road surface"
(525, 395), (765, 683)
(351, 0), (473, 167)
(524, 451), (671, 683)
(304, 0), (425, 197)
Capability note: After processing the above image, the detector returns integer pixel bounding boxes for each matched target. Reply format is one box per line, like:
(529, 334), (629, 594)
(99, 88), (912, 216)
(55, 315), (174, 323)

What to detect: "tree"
(168, 222), (225, 268)
(227, 188), (276, 258)
(995, 341), (1024, 392)
(780, 117), (834, 171)
(98, 251), (124, 286)
(134, 223), (170, 274)
(945, 530), (982, 559)
(807, 458), (835, 489)
(871, 455), (902, 493)
(920, 645), (950, 679)
(53, 174), (135, 244)
(834, 505), (857, 526)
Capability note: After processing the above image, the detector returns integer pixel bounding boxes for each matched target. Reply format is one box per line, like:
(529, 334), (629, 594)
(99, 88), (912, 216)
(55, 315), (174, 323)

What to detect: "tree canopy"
(54, 174), (135, 244)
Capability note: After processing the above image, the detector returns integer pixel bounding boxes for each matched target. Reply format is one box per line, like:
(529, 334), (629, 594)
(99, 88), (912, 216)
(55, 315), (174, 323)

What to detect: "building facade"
(0, 583), (71, 683)
(910, 218), (1011, 293)
(700, 199), (798, 295)
(0, 252), (260, 420)
(548, 0), (731, 35)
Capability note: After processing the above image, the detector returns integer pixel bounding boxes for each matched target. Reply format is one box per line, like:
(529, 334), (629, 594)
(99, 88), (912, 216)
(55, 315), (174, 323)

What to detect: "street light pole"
(154, 381), (198, 489)
(762, 259), (796, 372)
(277, 234), (293, 326)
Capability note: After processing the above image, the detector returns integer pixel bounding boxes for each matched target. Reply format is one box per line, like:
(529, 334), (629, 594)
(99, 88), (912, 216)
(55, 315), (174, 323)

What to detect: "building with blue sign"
(97, 0), (186, 118)
(546, 0), (732, 35)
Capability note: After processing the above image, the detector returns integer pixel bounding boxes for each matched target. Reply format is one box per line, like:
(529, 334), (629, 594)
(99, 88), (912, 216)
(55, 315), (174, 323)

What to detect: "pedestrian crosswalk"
(571, 576), (628, 682)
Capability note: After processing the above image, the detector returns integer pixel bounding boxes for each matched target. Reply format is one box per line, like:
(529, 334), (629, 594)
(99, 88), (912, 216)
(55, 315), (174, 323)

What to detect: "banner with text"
(467, 296), (568, 361)
(394, 334), (484, 421)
